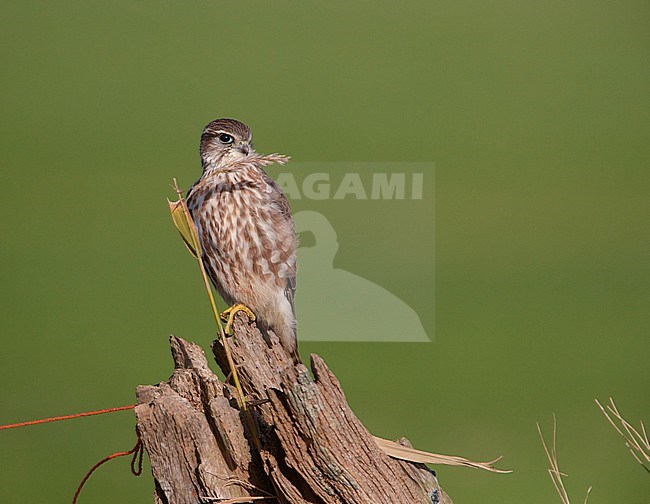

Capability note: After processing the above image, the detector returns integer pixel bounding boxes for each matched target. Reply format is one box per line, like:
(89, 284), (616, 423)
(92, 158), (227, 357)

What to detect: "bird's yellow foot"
(220, 304), (256, 335)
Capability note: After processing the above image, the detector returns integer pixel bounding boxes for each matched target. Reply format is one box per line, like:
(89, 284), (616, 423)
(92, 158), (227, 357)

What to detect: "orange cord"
(0, 405), (135, 430)
(72, 433), (144, 504)
(0, 404), (142, 503)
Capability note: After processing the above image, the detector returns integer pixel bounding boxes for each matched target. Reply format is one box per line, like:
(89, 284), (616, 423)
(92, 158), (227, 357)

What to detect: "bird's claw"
(221, 303), (256, 335)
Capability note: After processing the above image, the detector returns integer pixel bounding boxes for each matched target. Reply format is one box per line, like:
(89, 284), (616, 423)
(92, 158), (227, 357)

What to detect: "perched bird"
(186, 118), (298, 357)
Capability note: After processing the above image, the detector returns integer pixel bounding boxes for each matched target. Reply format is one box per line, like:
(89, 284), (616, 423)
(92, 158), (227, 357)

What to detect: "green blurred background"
(1, 1), (648, 502)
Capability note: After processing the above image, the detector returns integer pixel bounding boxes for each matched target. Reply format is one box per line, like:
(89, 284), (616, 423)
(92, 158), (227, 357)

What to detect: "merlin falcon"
(186, 118), (298, 357)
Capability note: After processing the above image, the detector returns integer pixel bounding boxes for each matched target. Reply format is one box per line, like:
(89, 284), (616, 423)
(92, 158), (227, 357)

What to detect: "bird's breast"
(187, 171), (296, 289)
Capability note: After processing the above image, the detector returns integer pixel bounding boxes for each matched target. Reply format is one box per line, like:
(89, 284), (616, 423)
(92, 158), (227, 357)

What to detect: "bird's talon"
(220, 306), (232, 323)
(222, 303), (256, 335)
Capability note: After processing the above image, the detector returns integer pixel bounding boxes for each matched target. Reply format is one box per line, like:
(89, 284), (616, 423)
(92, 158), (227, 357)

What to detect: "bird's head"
(200, 118), (254, 169)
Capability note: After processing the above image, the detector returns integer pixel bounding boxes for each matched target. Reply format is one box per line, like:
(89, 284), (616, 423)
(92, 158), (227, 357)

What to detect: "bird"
(186, 118), (299, 358)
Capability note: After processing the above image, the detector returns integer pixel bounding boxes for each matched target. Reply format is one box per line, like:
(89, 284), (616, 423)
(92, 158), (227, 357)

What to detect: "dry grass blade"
(537, 415), (592, 504)
(168, 178), (267, 463)
(537, 416), (569, 504)
(373, 436), (512, 473)
(247, 153), (290, 167)
(596, 398), (650, 474)
(167, 179), (249, 415)
(168, 198), (199, 258)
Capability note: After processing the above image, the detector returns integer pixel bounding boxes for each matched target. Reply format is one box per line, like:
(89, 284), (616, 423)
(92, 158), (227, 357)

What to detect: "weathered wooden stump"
(135, 314), (452, 503)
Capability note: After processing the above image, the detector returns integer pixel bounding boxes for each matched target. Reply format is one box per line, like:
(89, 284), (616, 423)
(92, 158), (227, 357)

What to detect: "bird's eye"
(218, 133), (234, 144)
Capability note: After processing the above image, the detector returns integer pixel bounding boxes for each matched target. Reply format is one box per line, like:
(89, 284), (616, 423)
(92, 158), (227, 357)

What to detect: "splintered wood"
(135, 315), (452, 504)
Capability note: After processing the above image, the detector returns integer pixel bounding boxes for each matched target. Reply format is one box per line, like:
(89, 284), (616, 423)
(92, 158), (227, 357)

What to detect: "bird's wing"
(263, 172), (297, 316)
(263, 173), (293, 220)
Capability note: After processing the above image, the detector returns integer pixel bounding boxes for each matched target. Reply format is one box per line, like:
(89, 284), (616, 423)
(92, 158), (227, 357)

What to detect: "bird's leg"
(220, 303), (256, 336)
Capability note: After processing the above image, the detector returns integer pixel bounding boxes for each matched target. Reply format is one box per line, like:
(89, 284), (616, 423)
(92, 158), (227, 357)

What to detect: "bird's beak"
(236, 142), (251, 155)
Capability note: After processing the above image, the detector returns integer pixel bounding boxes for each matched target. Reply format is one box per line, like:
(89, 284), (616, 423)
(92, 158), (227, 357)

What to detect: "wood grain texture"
(135, 314), (452, 504)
